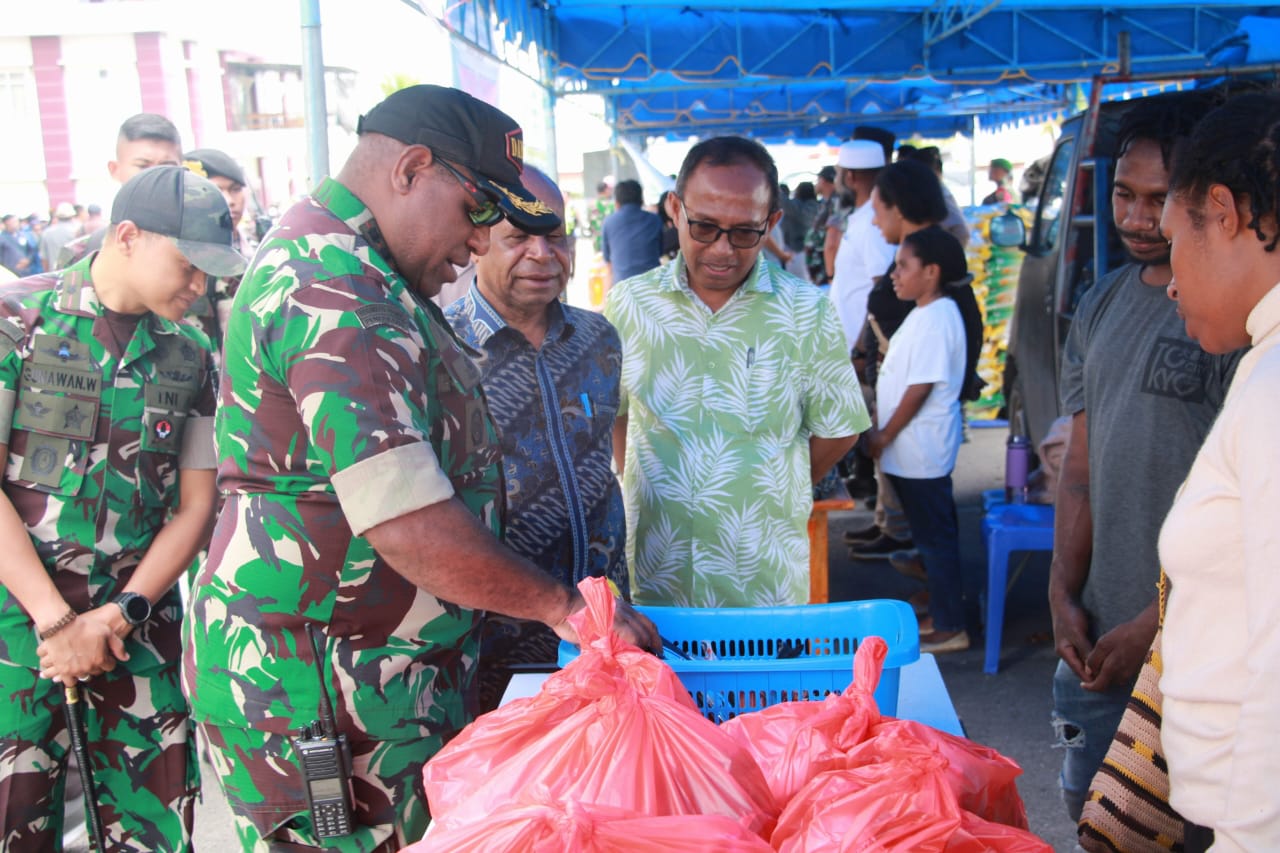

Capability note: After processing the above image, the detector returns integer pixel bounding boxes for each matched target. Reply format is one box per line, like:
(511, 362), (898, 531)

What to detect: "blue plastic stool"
(981, 502), (1055, 674)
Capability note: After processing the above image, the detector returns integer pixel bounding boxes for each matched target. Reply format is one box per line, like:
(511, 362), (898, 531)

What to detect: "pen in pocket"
(580, 392), (593, 417)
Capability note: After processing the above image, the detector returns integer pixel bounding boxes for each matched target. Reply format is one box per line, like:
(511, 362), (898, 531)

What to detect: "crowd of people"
(0, 78), (1276, 853)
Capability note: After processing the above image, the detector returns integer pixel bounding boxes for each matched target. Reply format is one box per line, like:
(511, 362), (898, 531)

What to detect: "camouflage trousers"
(198, 723), (447, 852)
(0, 657), (197, 851)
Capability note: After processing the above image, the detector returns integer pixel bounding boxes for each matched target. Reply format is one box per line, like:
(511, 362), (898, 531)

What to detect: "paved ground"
(826, 424), (1077, 851)
(68, 423), (1078, 852)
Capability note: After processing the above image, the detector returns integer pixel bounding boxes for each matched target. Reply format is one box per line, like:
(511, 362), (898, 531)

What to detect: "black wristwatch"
(111, 592), (152, 627)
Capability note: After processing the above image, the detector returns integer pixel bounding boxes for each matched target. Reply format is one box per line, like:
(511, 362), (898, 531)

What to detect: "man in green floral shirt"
(606, 137), (870, 609)
(183, 85), (658, 852)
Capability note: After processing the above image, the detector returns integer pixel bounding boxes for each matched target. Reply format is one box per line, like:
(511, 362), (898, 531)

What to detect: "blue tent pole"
(300, 0), (330, 190)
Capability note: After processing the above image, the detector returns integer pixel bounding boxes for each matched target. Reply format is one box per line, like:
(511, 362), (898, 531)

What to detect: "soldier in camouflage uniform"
(182, 85), (659, 852)
(181, 148), (254, 362)
(0, 165), (245, 850)
(56, 113), (184, 271)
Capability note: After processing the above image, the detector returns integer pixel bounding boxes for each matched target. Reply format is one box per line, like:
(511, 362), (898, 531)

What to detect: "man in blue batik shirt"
(446, 165), (628, 710)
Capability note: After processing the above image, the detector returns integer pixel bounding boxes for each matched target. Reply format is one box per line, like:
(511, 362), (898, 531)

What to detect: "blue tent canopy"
(608, 76), (1077, 141)
(434, 2), (1279, 140)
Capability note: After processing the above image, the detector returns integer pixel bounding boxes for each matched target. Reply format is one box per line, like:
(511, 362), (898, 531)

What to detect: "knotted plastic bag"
(421, 577), (778, 837)
(408, 786), (774, 852)
(771, 751), (1047, 852)
(720, 636), (887, 803)
(846, 719), (1029, 829)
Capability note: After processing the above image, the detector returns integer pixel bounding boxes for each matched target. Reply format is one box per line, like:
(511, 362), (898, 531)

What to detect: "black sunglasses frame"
(433, 154), (504, 227)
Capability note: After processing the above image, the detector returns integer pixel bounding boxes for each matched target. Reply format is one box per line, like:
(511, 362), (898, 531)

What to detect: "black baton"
(63, 684), (106, 851)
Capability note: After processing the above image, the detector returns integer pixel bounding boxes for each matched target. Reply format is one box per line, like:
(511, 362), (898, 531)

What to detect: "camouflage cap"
(110, 165), (246, 278)
(356, 84), (561, 235)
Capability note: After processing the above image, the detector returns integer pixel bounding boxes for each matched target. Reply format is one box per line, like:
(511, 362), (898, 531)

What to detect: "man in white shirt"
(830, 140), (896, 357)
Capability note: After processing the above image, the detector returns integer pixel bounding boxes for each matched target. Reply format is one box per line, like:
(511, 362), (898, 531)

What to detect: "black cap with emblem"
(110, 165), (247, 278)
(356, 85), (561, 235)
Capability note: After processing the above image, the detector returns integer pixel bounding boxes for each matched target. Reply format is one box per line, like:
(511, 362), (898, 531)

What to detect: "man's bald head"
(517, 165), (565, 224)
(474, 164), (573, 323)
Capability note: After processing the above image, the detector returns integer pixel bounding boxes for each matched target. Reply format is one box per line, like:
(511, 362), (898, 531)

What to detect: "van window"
(1029, 136), (1075, 253)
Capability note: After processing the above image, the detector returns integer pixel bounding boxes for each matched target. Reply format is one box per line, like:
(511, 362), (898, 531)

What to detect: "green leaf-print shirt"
(605, 254), (870, 607)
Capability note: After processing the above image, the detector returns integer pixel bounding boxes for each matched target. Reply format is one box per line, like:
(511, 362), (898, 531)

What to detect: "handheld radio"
(292, 624), (354, 838)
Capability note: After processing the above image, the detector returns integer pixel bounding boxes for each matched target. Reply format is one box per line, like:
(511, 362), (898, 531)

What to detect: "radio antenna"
(306, 623), (338, 739)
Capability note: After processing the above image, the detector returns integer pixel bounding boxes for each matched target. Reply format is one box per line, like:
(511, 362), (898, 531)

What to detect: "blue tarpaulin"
(429, 1), (1279, 140)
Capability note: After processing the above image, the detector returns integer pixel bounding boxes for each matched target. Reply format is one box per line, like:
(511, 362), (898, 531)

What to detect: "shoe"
(841, 523), (881, 545)
(920, 630), (971, 654)
(849, 533), (913, 560)
(889, 549), (927, 582)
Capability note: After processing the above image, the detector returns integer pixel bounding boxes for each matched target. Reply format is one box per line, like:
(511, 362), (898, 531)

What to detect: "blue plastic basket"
(557, 599), (919, 723)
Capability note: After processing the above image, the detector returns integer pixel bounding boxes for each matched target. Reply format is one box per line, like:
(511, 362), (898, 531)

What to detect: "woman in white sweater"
(1157, 91), (1280, 853)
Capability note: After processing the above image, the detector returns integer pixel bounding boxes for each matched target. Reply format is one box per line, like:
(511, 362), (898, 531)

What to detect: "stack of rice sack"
(964, 208), (1031, 421)
(409, 578), (1050, 851)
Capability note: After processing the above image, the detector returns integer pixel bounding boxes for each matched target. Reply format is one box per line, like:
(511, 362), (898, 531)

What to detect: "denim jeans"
(1051, 658), (1134, 820)
(885, 473), (965, 632)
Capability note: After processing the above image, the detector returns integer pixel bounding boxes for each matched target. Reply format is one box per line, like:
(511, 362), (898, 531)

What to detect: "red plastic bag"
(846, 719), (1029, 829)
(771, 753), (965, 852)
(720, 636), (887, 803)
(944, 811), (1053, 853)
(408, 787), (774, 852)
(422, 577), (778, 837)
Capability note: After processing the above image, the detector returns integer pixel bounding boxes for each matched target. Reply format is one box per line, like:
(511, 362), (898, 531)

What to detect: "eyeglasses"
(433, 153), (504, 227)
(678, 200), (768, 249)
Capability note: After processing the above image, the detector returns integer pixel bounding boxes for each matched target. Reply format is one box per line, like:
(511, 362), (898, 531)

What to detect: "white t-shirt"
(876, 297), (964, 478)
(831, 200), (895, 353)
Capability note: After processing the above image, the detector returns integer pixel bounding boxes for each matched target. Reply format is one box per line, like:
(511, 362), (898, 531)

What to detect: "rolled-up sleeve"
(331, 442), (454, 535)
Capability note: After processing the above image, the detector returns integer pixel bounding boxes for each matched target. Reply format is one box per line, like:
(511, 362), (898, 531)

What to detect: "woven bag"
(1077, 626), (1185, 852)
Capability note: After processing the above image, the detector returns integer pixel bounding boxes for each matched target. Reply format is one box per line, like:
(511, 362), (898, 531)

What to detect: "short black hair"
(793, 181), (817, 202)
(614, 179), (643, 207)
(912, 145), (944, 174)
(1170, 91), (1280, 252)
(853, 125), (896, 164)
(875, 160), (947, 226)
(675, 136), (780, 213)
(118, 113), (181, 147)
(1115, 90), (1217, 172)
(902, 224), (968, 284)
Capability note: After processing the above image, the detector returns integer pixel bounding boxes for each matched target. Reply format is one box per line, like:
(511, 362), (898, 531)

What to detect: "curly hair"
(1115, 89), (1217, 172)
(1169, 91), (1280, 252)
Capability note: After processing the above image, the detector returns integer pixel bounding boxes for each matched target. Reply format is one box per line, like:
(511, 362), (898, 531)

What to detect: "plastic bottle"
(1005, 434), (1031, 504)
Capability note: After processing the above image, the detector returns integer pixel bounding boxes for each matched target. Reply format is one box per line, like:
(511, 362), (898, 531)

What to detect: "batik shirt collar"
(462, 282), (571, 349)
